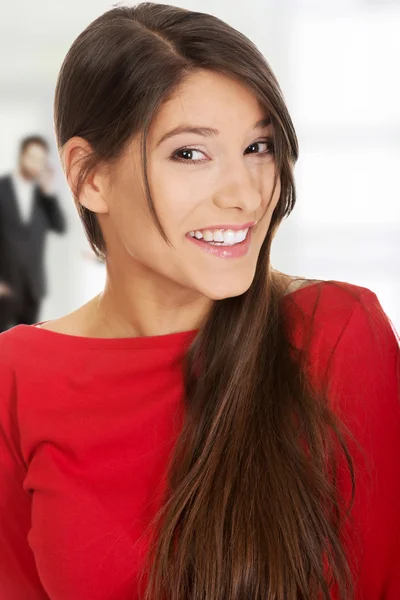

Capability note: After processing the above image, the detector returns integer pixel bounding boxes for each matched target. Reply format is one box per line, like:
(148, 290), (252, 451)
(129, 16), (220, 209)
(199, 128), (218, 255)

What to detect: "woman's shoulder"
(279, 274), (398, 362)
(276, 270), (364, 307)
(0, 324), (38, 361)
(279, 273), (383, 323)
(0, 328), (31, 429)
(0, 325), (51, 385)
(0, 321), (96, 383)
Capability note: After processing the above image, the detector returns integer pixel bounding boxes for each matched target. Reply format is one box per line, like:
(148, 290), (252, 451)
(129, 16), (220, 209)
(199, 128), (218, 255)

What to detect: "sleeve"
(0, 357), (50, 599)
(39, 191), (67, 234)
(328, 288), (400, 599)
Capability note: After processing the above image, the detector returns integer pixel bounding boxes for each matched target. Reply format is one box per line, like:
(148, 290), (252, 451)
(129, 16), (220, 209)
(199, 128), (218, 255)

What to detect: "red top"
(0, 281), (399, 600)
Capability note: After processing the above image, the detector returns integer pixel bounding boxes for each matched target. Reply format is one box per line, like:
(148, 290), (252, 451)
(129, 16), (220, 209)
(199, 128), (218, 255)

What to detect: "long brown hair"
(54, 4), (365, 598)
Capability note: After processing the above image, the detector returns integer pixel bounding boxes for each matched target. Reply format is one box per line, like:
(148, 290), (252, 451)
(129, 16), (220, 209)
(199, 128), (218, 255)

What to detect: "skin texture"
(44, 70), (283, 338)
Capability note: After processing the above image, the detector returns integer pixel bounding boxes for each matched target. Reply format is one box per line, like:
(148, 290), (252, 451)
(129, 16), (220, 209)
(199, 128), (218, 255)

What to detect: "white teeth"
(189, 228), (250, 245)
(223, 230), (236, 244)
(235, 229), (247, 243)
(213, 230), (224, 242)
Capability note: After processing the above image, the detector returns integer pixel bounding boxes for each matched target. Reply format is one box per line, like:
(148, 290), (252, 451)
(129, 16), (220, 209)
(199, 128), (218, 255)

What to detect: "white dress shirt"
(11, 171), (35, 224)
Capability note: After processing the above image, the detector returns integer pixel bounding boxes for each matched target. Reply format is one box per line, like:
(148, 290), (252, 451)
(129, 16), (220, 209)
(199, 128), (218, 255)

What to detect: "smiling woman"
(59, 68), (281, 307)
(0, 3), (399, 600)
(68, 69), (281, 305)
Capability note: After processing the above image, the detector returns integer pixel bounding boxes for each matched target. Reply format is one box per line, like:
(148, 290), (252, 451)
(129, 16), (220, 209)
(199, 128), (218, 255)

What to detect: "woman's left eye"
(245, 139), (275, 155)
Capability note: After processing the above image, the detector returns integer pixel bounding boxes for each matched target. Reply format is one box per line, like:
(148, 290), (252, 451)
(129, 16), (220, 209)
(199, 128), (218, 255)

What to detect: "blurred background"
(0, 0), (399, 329)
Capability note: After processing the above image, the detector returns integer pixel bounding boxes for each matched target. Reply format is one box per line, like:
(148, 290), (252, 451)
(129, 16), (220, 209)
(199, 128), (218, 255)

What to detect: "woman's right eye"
(170, 148), (206, 164)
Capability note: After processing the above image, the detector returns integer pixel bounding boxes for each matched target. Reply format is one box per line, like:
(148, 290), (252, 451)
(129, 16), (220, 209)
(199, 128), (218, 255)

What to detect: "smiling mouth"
(188, 227), (250, 246)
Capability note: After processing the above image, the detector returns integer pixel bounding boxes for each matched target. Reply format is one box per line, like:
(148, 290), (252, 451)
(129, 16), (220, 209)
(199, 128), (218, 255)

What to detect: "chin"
(199, 275), (254, 301)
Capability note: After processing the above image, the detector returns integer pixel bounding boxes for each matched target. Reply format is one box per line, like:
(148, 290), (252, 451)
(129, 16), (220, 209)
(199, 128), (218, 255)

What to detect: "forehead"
(151, 70), (267, 135)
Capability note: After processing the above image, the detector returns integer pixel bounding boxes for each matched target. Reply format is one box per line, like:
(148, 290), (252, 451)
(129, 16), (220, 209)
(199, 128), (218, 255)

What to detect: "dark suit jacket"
(0, 174), (67, 300)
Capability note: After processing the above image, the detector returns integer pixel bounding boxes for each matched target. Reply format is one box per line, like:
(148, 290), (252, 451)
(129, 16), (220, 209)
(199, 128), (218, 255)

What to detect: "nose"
(212, 161), (262, 214)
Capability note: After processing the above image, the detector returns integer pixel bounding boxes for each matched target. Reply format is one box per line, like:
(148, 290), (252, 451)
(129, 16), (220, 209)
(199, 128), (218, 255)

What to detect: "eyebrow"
(156, 117), (272, 147)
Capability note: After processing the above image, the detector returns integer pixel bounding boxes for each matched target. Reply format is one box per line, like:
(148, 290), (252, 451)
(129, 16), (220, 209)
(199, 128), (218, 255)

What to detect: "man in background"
(0, 135), (67, 332)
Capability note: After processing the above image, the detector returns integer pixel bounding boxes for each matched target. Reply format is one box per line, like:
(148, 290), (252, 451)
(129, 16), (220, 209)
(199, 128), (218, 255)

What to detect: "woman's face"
(100, 69), (281, 300)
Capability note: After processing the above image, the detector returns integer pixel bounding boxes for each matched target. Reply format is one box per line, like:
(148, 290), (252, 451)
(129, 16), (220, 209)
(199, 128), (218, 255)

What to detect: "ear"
(61, 137), (109, 214)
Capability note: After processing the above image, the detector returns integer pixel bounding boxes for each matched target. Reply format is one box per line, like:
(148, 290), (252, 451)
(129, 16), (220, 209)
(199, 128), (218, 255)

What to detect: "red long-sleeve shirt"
(0, 281), (399, 599)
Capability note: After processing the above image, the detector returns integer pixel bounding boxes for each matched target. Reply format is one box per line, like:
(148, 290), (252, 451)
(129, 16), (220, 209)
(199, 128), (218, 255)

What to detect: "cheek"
(102, 155), (192, 274)
(106, 179), (181, 267)
(150, 167), (204, 237)
(262, 176), (281, 212)
(113, 195), (152, 247)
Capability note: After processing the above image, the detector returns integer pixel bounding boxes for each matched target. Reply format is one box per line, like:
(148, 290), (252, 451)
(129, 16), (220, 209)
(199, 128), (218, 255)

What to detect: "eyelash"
(169, 137), (275, 165)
